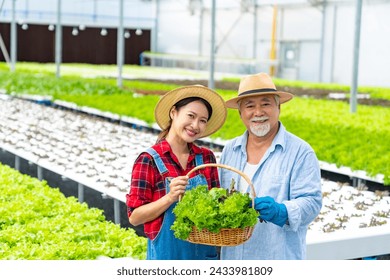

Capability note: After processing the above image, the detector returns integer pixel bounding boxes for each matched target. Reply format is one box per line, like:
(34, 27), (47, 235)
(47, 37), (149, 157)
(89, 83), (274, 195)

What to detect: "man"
(219, 72), (322, 260)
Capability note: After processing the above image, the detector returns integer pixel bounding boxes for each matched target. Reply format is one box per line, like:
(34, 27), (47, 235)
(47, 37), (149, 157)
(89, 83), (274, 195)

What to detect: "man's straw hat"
(154, 85), (227, 137)
(225, 72), (294, 109)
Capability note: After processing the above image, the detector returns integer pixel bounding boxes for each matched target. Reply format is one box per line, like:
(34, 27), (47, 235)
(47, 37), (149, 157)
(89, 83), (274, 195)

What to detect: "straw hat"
(225, 72), (294, 109)
(154, 85), (227, 137)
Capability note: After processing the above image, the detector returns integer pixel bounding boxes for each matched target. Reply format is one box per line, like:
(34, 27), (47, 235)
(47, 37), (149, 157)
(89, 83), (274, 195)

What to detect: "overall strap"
(195, 153), (204, 166)
(145, 147), (169, 175)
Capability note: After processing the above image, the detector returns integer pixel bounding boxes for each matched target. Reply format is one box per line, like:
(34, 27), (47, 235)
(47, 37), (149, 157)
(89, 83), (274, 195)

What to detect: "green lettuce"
(171, 185), (258, 240)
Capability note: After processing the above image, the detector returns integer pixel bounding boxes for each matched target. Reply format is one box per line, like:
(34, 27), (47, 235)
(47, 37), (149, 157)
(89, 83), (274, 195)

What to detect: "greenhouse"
(1, 0), (390, 273)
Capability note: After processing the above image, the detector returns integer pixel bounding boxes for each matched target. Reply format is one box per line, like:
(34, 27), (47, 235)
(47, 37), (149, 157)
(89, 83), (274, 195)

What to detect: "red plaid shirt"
(126, 139), (220, 240)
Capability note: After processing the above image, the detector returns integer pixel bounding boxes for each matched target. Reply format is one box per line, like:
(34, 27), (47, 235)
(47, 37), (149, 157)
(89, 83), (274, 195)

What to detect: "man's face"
(238, 94), (280, 137)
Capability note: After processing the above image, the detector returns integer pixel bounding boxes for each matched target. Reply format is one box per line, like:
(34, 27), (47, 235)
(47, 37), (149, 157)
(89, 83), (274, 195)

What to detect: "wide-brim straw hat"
(154, 85), (227, 138)
(225, 72), (294, 109)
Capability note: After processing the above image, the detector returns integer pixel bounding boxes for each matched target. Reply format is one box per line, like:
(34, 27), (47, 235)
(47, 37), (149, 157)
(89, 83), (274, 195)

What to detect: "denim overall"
(145, 147), (218, 260)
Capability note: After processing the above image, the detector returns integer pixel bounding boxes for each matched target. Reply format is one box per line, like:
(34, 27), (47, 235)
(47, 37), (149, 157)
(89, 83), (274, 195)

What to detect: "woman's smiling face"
(169, 100), (210, 143)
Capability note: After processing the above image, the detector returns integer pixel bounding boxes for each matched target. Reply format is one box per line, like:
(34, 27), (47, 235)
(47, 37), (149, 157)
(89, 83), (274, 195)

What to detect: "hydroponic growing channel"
(0, 94), (389, 259)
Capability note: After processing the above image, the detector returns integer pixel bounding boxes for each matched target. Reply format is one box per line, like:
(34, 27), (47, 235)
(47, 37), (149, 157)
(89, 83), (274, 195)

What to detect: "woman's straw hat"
(154, 85), (227, 137)
(225, 72), (294, 109)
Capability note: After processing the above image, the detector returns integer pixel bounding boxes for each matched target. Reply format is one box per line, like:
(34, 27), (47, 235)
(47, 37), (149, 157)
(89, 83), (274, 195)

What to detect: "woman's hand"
(167, 176), (189, 202)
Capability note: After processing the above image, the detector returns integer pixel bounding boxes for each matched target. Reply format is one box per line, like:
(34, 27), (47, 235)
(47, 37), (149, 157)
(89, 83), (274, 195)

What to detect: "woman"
(126, 85), (227, 260)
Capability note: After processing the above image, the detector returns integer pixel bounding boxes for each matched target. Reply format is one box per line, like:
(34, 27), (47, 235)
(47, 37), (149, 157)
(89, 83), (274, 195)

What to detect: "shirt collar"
(158, 139), (201, 156)
(272, 122), (286, 152)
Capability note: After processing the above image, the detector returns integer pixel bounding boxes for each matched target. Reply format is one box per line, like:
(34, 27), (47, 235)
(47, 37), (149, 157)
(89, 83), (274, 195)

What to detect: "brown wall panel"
(18, 24), (55, 62)
(0, 24), (10, 62)
(62, 27), (117, 64)
(125, 30), (151, 65)
(0, 23), (150, 65)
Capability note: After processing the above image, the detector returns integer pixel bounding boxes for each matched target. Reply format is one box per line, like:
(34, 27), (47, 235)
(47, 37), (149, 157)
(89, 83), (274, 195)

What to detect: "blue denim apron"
(145, 147), (218, 260)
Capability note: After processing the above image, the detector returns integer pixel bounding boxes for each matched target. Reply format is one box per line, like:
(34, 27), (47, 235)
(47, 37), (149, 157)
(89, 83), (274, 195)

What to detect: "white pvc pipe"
(307, 224), (390, 259)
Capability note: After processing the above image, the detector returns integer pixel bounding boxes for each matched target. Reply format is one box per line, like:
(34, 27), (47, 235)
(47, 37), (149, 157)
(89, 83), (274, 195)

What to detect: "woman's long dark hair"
(156, 97), (212, 143)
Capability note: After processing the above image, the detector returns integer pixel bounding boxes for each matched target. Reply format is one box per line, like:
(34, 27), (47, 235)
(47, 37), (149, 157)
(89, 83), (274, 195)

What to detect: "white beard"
(249, 117), (270, 137)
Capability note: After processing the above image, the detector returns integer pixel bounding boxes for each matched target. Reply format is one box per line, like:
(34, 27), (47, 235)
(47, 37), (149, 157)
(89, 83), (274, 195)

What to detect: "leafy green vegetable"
(209, 187), (227, 200)
(0, 163), (147, 260)
(171, 185), (258, 240)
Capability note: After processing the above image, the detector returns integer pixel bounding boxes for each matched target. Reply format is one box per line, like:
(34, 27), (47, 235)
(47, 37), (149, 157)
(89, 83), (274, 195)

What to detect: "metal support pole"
(208, 0), (216, 89)
(352, 177), (357, 187)
(269, 5), (278, 76)
(117, 0), (124, 88)
(55, 0), (62, 78)
(0, 34), (10, 64)
(37, 165), (43, 180)
(10, 0), (17, 72)
(252, 1), (258, 60)
(330, 5), (338, 83)
(78, 183), (84, 202)
(319, 2), (327, 82)
(114, 199), (120, 224)
(93, 0), (97, 22)
(350, 0), (363, 113)
(15, 155), (20, 170)
(152, 0), (160, 54)
(198, 4), (204, 56)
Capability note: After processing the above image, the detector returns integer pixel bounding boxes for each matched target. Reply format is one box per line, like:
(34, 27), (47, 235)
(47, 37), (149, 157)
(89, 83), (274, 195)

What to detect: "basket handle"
(185, 163), (257, 206)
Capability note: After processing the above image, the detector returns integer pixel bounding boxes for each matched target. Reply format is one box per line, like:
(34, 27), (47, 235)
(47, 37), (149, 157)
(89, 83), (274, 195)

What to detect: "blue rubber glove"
(254, 196), (288, 227)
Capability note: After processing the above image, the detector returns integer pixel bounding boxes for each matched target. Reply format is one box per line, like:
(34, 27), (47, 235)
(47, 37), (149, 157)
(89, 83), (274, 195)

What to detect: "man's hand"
(254, 196), (288, 227)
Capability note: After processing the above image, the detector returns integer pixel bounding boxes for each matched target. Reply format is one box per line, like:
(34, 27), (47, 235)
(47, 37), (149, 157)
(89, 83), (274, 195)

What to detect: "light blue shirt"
(219, 122), (322, 260)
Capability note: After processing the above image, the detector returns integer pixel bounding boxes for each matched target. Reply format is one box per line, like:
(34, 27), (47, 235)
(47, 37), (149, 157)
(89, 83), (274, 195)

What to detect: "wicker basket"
(183, 163), (257, 247)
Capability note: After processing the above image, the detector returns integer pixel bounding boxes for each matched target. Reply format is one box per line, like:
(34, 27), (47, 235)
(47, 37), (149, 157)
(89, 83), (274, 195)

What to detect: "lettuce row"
(0, 163), (147, 260)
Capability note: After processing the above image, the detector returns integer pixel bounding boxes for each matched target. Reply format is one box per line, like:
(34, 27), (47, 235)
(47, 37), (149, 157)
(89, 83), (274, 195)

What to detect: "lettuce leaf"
(171, 185), (258, 240)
